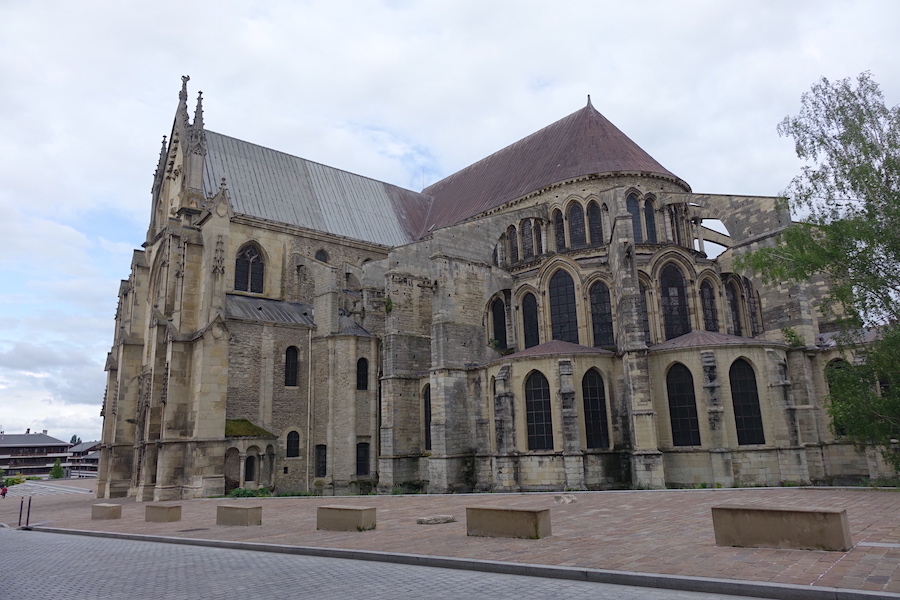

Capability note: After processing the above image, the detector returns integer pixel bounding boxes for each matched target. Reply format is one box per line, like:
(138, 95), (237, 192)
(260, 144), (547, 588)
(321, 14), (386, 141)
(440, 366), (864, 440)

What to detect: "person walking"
(1, 485), (7, 498)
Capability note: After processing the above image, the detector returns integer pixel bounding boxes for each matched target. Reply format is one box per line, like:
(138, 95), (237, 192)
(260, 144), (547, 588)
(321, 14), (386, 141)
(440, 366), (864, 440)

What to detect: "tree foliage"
(70, 435), (82, 445)
(743, 73), (900, 469)
(49, 458), (65, 479)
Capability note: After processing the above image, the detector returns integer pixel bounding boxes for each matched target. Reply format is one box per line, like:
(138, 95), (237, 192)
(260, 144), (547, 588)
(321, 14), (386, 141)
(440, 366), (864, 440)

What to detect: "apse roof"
(649, 330), (775, 351)
(225, 294), (315, 327)
(420, 99), (687, 233)
(203, 131), (432, 247)
(500, 340), (614, 361)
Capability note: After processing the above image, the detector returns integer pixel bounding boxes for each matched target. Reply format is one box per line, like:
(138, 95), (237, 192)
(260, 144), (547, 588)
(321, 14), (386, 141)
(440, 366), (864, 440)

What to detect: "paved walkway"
(1, 528), (752, 599)
(2, 480), (900, 598)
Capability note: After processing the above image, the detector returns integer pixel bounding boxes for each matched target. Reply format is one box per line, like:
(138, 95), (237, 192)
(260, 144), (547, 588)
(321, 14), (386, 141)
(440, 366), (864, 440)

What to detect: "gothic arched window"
(729, 359), (765, 445)
(567, 203), (586, 249)
(587, 201), (603, 247)
(356, 358), (368, 391)
(627, 195), (643, 243)
(315, 249), (328, 263)
(285, 346), (299, 387)
(726, 280), (743, 336)
(423, 384), (432, 451)
(549, 270), (579, 344)
(743, 277), (761, 336)
(700, 280), (719, 332)
(235, 244), (264, 293)
(490, 298), (507, 350)
(525, 371), (553, 450)
(660, 264), (691, 340)
(522, 220), (534, 260)
(589, 281), (614, 348)
(553, 210), (566, 251)
(507, 225), (519, 263)
(522, 293), (540, 349)
(286, 431), (300, 458)
(640, 281), (651, 344)
(582, 369), (609, 449)
(644, 199), (658, 244)
(667, 363), (701, 446)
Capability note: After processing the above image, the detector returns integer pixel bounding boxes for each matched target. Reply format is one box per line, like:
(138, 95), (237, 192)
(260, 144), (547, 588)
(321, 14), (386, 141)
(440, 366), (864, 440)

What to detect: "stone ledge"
(317, 505), (376, 531)
(466, 506), (551, 539)
(711, 504), (852, 551)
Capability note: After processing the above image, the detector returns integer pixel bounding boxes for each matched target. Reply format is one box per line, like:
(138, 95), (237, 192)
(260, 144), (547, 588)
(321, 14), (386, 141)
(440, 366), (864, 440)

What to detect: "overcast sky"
(1, 0), (898, 444)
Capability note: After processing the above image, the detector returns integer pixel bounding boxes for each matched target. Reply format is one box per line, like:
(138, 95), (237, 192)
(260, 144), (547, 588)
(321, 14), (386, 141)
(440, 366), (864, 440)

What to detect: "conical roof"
(420, 99), (688, 235)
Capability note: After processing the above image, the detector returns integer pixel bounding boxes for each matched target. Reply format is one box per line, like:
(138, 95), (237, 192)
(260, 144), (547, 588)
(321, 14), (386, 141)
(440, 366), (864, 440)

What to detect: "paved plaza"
(2, 480), (900, 598)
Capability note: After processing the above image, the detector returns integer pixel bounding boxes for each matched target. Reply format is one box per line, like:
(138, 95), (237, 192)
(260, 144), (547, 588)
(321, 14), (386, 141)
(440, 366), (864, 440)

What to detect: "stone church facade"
(97, 78), (891, 501)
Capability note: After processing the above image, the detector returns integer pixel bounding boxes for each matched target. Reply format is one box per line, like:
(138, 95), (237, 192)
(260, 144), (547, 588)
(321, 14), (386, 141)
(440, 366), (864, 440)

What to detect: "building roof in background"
(0, 432), (69, 448)
(421, 99), (688, 233)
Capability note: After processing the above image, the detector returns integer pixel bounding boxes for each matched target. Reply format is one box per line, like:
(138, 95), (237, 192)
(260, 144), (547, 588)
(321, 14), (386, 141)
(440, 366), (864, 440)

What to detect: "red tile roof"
(420, 99), (688, 235)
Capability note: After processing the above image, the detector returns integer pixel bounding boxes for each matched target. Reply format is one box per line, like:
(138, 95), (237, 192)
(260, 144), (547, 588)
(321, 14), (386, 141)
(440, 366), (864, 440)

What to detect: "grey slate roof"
(225, 294), (315, 326)
(0, 433), (69, 448)
(499, 340), (614, 361)
(202, 131), (433, 246)
(69, 441), (101, 453)
(649, 330), (776, 351)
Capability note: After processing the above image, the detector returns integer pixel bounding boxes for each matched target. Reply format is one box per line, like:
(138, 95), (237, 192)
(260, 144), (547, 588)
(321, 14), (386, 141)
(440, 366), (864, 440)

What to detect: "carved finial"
(586, 94), (593, 108)
(220, 177), (227, 189)
(158, 135), (168, 159)
(180, 75), (190, 102)
(193, 91), (204, 129)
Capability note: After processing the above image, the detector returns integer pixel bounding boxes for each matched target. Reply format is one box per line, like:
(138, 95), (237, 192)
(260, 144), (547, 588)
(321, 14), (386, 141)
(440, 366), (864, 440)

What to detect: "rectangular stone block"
(317, 505), (376, 531)
(92, 503), (122, 520)
(145, 504), (182, 523)
(216, 504), (262, 526)
(711, 505), (852, 551)
(466, 506), (551, 539)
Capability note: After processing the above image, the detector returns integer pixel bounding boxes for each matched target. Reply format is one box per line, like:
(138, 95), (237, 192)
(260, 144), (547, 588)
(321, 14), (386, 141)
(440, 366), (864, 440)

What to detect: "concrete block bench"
(466, 506), (551, 539)
(91, 503), (122, 520)
(145, 504), (182, 523)
(216, 504), (262, 526)
(317, 505), (376, 531)
(711, 505), (852, 551)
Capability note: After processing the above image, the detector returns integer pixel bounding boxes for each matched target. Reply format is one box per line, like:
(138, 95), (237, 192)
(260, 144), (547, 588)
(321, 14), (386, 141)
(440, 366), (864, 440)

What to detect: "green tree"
(742, 72), (900, 469)
(49, 458), (65, 479)
(70, 435), (82, 445)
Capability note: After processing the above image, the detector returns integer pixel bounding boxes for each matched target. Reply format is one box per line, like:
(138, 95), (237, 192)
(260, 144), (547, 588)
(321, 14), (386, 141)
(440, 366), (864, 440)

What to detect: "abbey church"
(97, 77), (891, 501)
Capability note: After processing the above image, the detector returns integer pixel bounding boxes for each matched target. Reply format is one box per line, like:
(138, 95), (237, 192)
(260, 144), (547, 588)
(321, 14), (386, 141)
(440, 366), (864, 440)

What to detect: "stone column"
(238, 453), (247, 488)
(701, 351), (732, 486)
(491, 365), (520, 491)
(558, 359), (586, 490)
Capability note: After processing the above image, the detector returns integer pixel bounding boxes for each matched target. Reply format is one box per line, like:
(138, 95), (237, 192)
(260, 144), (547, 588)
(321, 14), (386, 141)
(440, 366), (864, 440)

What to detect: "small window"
(567, 203), (586, 249)
(726, 280), (743, 336)
(553, 209), (566, 251)
(521, 220), (534, 260)
(700, 280), (719, 332)
(644, 199), (657, 244)
(285, 346), (299, 387)
(235, 244), (264, 293)
(314, 444), (327, 477)
(356, 442), (370, 476)
(627, 195), (643, 243)
(315, 250), (328, 263)
(587, 201), (603, 247)
(286, 431), (300, 458)
(667, 363), (701, 446)
(525, 371), (553, 450)
(490, 298), (507, 350)
(356, 358), (369, 391)
(533, 222), (543, 256)
(507, 225), (519, 263)
(589, 281), (614, 348)
(582, 369), (610, 449)
(549, 270), (579, 344)
(522, 293), (540, 349)
(640, 282), (651, 344)
(423, 384), (432, 451)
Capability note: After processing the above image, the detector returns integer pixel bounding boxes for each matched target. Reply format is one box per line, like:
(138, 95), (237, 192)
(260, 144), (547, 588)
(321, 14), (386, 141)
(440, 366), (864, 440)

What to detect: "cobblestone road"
(0, 528), (764, 599)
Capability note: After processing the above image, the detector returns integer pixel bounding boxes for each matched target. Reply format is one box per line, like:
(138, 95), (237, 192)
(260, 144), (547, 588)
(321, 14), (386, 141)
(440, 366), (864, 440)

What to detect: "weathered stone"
(416, 515), (456, 524)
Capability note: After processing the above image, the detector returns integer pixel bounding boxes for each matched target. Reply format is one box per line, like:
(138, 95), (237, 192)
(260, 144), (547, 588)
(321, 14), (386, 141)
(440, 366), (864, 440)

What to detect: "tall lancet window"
(627, 195), (643, 243)
(567, 203), (586, 249)
(549, 270), (579, 344)
(660, 264), (690, 340)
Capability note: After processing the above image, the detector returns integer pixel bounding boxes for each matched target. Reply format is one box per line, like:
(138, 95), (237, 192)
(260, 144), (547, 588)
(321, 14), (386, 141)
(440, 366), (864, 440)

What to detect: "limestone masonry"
(97, 77), (889, 501)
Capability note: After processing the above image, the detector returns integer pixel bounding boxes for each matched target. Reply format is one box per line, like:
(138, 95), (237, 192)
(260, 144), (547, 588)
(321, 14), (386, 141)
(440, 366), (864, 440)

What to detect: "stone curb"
(27, 526), (900, 600)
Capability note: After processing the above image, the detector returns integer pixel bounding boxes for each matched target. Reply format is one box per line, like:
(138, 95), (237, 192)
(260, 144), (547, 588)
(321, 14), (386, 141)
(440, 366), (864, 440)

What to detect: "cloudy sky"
(1, 0), (898, 444)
